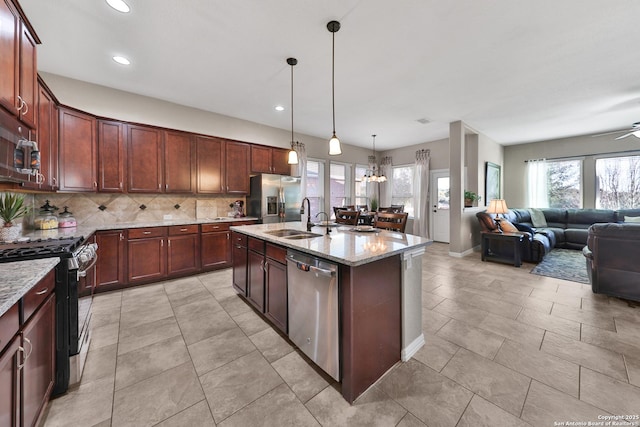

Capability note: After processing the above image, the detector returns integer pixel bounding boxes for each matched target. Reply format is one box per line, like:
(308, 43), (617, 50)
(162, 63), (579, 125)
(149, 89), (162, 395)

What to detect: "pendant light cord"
(291, 61), (294, 145)
(332, 30), (336, 135)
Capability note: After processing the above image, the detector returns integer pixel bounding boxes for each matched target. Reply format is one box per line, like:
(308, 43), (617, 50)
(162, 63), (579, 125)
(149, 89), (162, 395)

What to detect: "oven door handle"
(77, 254), (98, 278)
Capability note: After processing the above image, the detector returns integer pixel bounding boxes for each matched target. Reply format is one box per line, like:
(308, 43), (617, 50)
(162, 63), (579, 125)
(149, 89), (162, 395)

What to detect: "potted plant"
(370, 196), (378, 212)
(464, 191), (481, 208)
(0, 193), (29, 242)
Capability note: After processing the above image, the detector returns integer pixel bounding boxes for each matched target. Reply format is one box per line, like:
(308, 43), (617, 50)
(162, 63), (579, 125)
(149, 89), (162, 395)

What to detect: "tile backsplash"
(31, 193), (244, 227)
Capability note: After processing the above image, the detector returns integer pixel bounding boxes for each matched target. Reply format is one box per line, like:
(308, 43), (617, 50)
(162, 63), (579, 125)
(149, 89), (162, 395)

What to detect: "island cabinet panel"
(22, 294), (55, 427)
(340, 255), (401, 404)
(247, 237), (265, 311)
(231, 231), (248, 294)
(167, 225), (200, 276)
(264, 243), (287, 333)
(127, 228), (167, 283)
(224, 140), (250, 194)
(195, 135), (224, 194)
(58, 107), (97, 192)
(0, 334), (20, 427)
(35, 81), (58, 191)
(164, 130), (194, 193)
(201, 223), (231, 270)
(95, 230), (126, 292)
(126, 124), (164, 193)
(97, 120), (125, 192)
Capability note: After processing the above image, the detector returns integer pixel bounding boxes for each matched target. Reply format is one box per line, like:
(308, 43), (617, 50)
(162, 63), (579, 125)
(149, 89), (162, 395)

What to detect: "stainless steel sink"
(284, 233), (323, 240)
(264, 229), (322, 239)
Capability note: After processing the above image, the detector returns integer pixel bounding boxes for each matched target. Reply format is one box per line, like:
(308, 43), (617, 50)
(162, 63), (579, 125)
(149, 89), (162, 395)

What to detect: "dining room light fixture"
(327, 20), (342, 156)
(106, 0), (130, 13)
(286, 57), (299, 165)
(112, 56), (130, 65)
(363, 134), (387, 182)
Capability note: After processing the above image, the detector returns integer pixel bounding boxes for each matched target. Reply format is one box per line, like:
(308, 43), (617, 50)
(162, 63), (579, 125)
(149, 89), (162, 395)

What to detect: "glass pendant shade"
(329, 133), (342, 155)
(287, 148), (298, 165)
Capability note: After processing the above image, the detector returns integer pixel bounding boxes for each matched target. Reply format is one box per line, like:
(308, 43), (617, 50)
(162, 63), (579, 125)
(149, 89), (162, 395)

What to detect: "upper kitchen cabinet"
(98, 119), (125, 192)
(58, 107), (97, 192)
(196, 135), (224, 194)
(0, 0), (39, 128)
(164, 130), (194, 193)
(36, 79), (58, 191)
(225, 140), (250, 194)
(126, 124), (164, 193)
(251, 145), (290, 175)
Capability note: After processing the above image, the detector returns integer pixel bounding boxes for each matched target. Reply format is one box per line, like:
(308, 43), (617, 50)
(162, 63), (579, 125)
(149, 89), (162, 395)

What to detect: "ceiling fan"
(592, 122), (640, 140)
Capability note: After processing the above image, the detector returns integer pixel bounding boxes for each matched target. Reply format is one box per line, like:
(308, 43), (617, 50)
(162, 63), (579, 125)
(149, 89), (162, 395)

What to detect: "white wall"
(503, 133), (640, 208)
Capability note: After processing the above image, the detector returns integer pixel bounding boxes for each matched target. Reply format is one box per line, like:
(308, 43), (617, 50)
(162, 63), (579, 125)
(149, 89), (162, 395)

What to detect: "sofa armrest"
(582, 246), (593, 260)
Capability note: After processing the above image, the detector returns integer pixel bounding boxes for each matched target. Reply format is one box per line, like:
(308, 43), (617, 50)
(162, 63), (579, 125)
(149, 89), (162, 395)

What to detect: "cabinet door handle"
(119, 182), (123, 189)
(35, 288), (48, 295)
(264, 261), (269, 272)
(168, 239), (171, 247)
(119, 233), (124, 240)
(143, 231), (151, 235)
(52, 177), (57, 185)
(180, 228), (188, 232)
(93, 181), (97, 188)
(165, 184), (168, 190)
(21, 100), (28, 116)
(212, 226), (220, 229)
(227, 233), (230, 240)
(161, 239), (164, 247)
(17, 346), (26, 370)
(16, 95), (24, 112)
(24, 337), (33, 359)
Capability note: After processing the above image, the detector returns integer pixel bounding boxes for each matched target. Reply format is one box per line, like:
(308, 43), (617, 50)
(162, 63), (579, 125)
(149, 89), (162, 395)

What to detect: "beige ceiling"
(19, 0), (640, 150)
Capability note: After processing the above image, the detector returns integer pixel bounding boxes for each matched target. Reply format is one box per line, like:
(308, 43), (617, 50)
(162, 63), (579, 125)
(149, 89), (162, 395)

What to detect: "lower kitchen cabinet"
(247, 248), (265, 312)
(0, 335), (20, 427)
(95, 230), (126, 292)
(201, 223), (231, 270)
(231, 231), (248, 295)
(264, 244), (287, 333)
(167, 225), (200, 276)
(127, 227), (167, 283)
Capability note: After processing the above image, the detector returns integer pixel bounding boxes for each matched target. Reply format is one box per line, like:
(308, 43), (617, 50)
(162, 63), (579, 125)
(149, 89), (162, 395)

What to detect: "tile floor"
(41, 243), (640, 427)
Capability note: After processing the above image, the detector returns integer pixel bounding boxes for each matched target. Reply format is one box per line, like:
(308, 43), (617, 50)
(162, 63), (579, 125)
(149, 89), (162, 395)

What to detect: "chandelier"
(363, 134), (386, 182)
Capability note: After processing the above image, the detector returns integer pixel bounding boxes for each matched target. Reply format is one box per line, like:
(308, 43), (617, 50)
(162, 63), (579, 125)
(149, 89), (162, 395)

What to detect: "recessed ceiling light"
(275, 105), (285, 111)
(112, 56), (131, 65)
(106, 0), (130, 13)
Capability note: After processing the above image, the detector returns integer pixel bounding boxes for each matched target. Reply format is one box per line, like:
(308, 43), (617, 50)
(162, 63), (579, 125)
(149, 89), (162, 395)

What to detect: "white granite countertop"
(230, 222), (431, 266)
(0, 258), (60, 317)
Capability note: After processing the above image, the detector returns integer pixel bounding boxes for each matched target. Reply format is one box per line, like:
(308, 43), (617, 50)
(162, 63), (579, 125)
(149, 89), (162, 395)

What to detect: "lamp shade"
(287, 149), (298, 165)
(329, 134), (342, 155)
(486, 199), (508, 215)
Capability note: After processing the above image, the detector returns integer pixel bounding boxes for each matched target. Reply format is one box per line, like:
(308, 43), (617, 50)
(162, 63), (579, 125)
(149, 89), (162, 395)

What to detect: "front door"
(430, 170), (450, 243)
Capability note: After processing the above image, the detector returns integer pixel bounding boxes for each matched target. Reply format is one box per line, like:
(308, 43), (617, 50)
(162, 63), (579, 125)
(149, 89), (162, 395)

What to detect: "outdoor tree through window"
(596, 155), (640, 209)
(547, 160), (582, 208)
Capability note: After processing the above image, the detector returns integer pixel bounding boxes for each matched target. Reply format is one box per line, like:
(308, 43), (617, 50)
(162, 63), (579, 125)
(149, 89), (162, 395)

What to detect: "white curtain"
(413, 149), (430, 237)
(292, 143), (307, 198)
(379, 156), (393, 207)
(526, 158), (548, 208)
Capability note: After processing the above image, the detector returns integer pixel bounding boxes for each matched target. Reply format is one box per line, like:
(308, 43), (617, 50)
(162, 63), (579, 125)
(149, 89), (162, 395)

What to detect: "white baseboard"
(401, 333), (425, 362)
(449, 245), (480, 258)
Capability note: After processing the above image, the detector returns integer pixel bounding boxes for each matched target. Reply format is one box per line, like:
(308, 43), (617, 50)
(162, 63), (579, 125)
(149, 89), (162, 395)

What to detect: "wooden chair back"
(375, 212), (408, 233)
(335, 209), (360, 226)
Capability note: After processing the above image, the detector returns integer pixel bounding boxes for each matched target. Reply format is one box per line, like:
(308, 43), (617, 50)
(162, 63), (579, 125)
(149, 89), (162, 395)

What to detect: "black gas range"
(0, 235), (98, 396)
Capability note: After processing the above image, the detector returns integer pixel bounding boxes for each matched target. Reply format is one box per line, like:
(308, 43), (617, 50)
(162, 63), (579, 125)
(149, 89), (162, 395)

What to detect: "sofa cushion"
(567, 209), (616, 228)
(514, 223), (536, 235)
(500, 220), (519, 233)
(624, 216), (640, 223)
(529, 208), (548, 227)
(541, 209), (567, 228)
(564, 229), (589, 248)
(615, 209), (640, 222)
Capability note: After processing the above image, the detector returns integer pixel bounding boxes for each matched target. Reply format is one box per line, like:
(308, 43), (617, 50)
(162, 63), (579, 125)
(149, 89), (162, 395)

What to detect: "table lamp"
(486, 199), (509, 233)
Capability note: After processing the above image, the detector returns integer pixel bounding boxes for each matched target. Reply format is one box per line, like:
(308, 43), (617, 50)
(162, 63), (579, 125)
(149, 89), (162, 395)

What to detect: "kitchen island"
(229, 221), (431, 403)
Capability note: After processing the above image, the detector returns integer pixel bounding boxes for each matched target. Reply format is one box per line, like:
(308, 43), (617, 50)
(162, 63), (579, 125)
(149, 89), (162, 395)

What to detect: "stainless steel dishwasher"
(287, 250), (340, 381)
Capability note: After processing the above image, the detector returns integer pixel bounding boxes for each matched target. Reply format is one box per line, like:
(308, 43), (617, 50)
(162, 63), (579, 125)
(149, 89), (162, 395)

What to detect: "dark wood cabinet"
(58, 107), (96, 191)
(201, 223), (231, 270)
(22, 294), (54, 427)
(35, 80), (58, 191)
(17, 20), (37, 129)
(167, 225), (200, 276)
(95, 230), (126, 292)
(196, 135), (224, 194)
(247, 237), (265, 312)
(97, 120), (125, 192)
(225, 140), (250, 194)
(126, 124), (164, 193)
(251, 145), (290, 175)
(0, 334), (20, 427)
(264, 244), (287, 333)
(127, 227), (167, 283)
(231, 231), (248, 295)
(164, 130), (194, 193)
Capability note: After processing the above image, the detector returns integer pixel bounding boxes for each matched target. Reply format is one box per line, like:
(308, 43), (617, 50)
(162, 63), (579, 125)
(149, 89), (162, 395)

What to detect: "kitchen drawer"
(266, 243), (287, 264)
(201, 223), (230, 233)
(231, 232), (247, 247)
(168, 224), (199, 236)
(232, 220), (257, 226)
(0, 304), (19, 354)
(23, 269), (55, 323)
(248, 237), (265, 254)
(128, 227), (167, 239)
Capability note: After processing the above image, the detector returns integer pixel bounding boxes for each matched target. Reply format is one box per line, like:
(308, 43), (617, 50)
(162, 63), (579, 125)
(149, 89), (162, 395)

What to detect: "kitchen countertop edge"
(0, 258), (60, 317)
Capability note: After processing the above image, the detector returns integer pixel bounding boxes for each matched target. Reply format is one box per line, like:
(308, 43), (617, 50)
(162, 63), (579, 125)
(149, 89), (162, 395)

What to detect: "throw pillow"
(529, 208), (548, 227)
(625, 216), (640, 223)
(514, 222), (536, 235)
(499, 219), (519, 233)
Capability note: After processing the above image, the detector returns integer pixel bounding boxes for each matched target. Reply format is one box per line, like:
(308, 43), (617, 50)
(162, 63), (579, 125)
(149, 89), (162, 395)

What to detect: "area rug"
(530, 248), (590, 284)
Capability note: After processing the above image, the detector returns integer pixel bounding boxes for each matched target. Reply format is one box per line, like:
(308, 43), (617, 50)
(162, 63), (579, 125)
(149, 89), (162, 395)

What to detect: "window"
(596, 155), (640, 209)
(354, 164), (369, 207)
(391, 165), (414, 216)
(547, 159), (582, 208)
(305, 159), (324, 218)
(329, 163), (351, 214)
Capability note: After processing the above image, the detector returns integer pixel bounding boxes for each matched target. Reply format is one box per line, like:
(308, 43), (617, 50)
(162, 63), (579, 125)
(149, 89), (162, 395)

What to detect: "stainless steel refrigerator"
(247, 174), (302, 223)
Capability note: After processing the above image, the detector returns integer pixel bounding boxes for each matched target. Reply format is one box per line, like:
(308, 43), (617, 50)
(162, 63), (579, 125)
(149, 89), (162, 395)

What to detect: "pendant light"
(327, 20), (342, 155)
(286, 57), (299, 165)
(363, 134), (387, 182)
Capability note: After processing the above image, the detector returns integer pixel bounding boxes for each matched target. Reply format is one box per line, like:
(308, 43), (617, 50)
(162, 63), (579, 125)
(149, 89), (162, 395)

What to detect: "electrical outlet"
(163, 214), (172, 221)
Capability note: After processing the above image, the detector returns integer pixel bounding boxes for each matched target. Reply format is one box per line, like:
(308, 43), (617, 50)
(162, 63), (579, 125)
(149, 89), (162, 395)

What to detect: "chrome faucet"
(316, 211), (331, 234)
(301, 197), (312, 231)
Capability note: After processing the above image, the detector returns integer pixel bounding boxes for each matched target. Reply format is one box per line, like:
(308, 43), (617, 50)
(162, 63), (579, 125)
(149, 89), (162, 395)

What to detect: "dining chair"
(335, 209), (360, 226)
(375, 212), (408, 233)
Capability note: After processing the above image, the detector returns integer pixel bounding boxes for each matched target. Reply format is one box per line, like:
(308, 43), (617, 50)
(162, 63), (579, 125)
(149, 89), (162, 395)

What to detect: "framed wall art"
(485, 162), (501, 205)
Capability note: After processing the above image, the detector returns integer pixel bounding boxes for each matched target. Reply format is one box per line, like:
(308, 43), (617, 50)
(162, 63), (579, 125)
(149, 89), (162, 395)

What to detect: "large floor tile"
(117, 315), (181, 355)
(44, 377), (114, 427)
(163, 275), (206, 295)
(580, 367), (640, 415)
(177, 308), (238, 346)
(494, 339), (579, 397)
(111, 362), (204, 427)
(166, 285), (212, 309)
(432, 298), (490, 325)
(436, 318), (504, 359)
(90, 321), (119, 351)
(516, 307), (581, 340)
(626, 354), (640, 388)
(249, 327), (294, 362)
(82, 343), (117, 384)
(218, 294), (253, 317)
(172, 296), (225, 321)
(421, 308), (451, 333)
(119, 302), (174, 329)
(581, 323), (640, 359)
(550, 302), (616, 331)
(154, 400), (215, 427)
(396, 413), (427, 427)
(540, 331), (628, 381)
(115, 335), (190, 390)
(411, 331), (459, 372)
(478, 313), (545, 349)
(457, 394), (532, 427)
(232, 308), (271, 336)
(219, 383), (319, 427)
(306, 385), (407, 427)
(271, 350), (331, 403)
(521, 380), (607, 426)
(188, 327), (256, 376)
(421, 291), (445, 309)
(377, 359), (473, 427)
(433, 287), (523, 320)
(498, 292), (554, 314)
(441, 348), (530, 416)
(199, 350), (283, 423)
